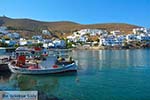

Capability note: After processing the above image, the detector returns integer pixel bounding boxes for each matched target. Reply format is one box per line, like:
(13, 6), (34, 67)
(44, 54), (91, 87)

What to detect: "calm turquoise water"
(1, 49), (150, 100)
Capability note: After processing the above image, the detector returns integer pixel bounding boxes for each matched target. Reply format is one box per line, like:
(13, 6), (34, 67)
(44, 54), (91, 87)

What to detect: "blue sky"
(0, 0), (149, 27)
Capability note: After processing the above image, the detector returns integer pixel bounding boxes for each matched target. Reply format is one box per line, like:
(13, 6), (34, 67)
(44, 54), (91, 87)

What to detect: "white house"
(7, 32), (20, 39)
(99, 35), (123, 46)
(126, 34), (137, 42)
(79, 36), (88, 42)
(147, 28), (150, 34)
(0, 26), (8, 34)
(110, 30), (121, 36)
(12, 32), (20, 39)
(67, 34), (88, 42)
(42, 30), (51, 35)
(133, 28), (147, 34)
(32, 35), (43, 40)
(19, 38), (27, 46)
(77, 29), (108, 36)
(136, 33), (150, 41)
(43, 42), (54, 48)
(5, 40), (17, 46)
(53, 39), (66, 48)
(67, 35), (76, 42)
(0, 26), (7, 30)
(77, 29), (89, 36)
(42, 39), (54, 48)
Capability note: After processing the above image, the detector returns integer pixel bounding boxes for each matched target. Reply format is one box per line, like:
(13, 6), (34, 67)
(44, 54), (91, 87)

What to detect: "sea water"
(1, 49), (150, 100)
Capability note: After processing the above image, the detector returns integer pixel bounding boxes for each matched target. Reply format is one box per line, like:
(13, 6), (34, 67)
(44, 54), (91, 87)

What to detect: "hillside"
(0, 16), (141, 38)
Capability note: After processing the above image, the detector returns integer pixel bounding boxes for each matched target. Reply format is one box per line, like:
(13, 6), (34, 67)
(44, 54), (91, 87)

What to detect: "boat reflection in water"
(0, 72), (11, 83)
(1, 72), (77, 100)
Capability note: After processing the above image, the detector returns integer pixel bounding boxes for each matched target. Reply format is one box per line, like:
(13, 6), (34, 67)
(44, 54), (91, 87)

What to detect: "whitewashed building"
(67, 35), (77, 42)
(126, 34), (137, 42)
(43, 43), (54, 48)
(7, 32), (20, 39)
(79, 36), (88, 42)
(19, 38), (27, 46)
(0, 26), (8, 34)
(99, 35), (124, 46)
(110, 30), (121, 36)
(133, 28), (147, 34)
(42, 39), (54, 48)
(136, 33), (150, 41)
(42, 30), (51, 35)
(32, 35), (43, 40)
(77, 29), (108, 36)
(53, 39), (66, 48)
(147, 28), (150, 34)
(5, 40), (17, 46)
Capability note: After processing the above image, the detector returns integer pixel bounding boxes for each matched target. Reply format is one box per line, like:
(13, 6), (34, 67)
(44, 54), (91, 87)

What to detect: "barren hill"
(0, 16), (141, 38)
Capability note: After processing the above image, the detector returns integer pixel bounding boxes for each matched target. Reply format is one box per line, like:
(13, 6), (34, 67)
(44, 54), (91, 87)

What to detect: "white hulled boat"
(8, 61), (77, 74)
(8, 48), (77, 74)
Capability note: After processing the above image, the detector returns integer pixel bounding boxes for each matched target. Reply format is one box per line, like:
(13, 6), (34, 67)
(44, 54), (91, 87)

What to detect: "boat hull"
(8, 63), (77, 75)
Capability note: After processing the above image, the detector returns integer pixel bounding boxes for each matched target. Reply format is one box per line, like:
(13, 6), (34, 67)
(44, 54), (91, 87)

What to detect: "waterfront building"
(5, 40), (17, 46)
(53, 39), (66, 48)
(19, 38), (27, 46)
(136, 33), (150, 41)
(42, 39), (54, 48)
(126, 34), (137, 42)
(43, 42), (54, 48)
(99, 35), (123, 46)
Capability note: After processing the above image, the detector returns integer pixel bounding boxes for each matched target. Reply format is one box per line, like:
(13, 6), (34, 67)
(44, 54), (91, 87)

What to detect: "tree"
(66, 42), (73, 48)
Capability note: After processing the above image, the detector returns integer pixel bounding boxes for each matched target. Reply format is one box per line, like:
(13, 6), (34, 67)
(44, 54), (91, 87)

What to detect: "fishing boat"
(8, 60), (77, 75)
(8, 50), (77, 74)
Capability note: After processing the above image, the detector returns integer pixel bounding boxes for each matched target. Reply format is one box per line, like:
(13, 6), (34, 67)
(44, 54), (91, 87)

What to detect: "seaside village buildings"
(67, 28), (150, 47)
(67, 29), (108, 43)
(0, 26), (66, 48)
(0, 25), (150, 48)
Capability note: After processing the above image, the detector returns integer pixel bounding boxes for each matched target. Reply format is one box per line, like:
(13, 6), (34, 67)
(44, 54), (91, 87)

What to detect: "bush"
(66, 42), (73, 48)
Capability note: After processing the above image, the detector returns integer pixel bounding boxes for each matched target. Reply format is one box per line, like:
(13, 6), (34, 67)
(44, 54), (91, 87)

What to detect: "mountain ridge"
(0, 16), (141, 38)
